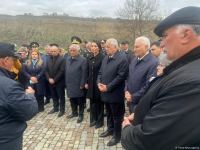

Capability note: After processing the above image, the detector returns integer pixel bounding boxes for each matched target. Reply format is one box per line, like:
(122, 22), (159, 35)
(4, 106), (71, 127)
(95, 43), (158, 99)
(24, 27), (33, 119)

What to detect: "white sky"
(0, 0), (199, 17)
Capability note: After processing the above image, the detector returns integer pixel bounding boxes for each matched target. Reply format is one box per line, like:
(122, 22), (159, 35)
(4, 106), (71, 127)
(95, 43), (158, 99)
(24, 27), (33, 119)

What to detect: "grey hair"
(135, 36), (151, 49)
(69, 44), (80, 51)
(175, 24), (200, 35)
(106, 38), (119, 49)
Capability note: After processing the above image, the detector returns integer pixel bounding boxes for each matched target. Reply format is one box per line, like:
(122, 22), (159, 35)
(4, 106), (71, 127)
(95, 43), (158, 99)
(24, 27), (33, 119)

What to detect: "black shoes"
(38, 108), (44, 112)
(48, 109), (58, 114)
(67, 113), (83, 123)
(95, 123), (103, 129)
(89, 121), (96, 127)
(44, 100), (50, 105)
(87, 108), (90, 112)
(67, 113), (78, 119)
(89, 121), (103, 128)
(99, 130), (113, 138)
(58, 112), (64, 117)
(77, 116), (83, 123)
(107, 137), (120, 146)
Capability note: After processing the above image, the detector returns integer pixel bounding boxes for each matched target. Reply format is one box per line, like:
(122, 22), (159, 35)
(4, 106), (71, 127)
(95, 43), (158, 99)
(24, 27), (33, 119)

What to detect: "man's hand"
(85, 84), (88, 89)
(80, 86), (84, 89)
(25, 86), (35, 94)
(128, 113), (134, 121)
(122, 113), (134, 128)
(125, 91), (132, 102)
(30, 76), (38, 83)
(122, 117), (131, 128)
(98, 83), (107, 92)
(49, 78), (55, 84)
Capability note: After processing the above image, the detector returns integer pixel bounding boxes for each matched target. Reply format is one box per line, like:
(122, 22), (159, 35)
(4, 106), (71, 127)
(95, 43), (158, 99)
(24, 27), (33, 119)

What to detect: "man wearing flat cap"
(71, 36), (82, 44)
(121, 6), (200, 149)
(0, 43), (38, 150)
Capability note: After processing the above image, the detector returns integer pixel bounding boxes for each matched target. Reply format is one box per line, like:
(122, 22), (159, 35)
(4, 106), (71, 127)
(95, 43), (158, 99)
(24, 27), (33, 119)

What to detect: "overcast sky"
(0, 0), (199, 17)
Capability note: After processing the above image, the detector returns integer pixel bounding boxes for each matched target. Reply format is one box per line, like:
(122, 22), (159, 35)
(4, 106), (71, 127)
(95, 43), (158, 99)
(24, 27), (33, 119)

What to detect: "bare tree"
(117, 0), (159, 39)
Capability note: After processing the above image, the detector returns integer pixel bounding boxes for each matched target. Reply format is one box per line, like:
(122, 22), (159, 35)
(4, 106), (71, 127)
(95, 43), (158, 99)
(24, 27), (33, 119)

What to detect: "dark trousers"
(84, 89), (87, 106)
(44, 80), (51, 102)
(90, 98), (104, 126)
(105, 102), (125, 140)
(31, 84), (44, 112)
(35, 95), (44, 111)
(0, 135), (23, 150)
(50, 85), (65, 112)
(70, 97), (85, 116)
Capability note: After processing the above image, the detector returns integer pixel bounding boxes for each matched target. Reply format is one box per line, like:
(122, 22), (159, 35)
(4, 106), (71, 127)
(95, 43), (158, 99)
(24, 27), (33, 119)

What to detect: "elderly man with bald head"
(97, 38), (128, 146)
(125, 36), (158, 113)
(65, 44), (87, 123)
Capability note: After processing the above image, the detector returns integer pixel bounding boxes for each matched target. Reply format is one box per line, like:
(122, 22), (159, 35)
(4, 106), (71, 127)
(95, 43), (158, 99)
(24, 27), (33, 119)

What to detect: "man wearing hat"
(121, 6), (200, 149)
(120, 40), (134, 64)
(0, 42), (38, 150)
(71, 36), (85, 56)
(100, 39), (106, 55)
(30, 42), (39, 49)
(71, 36), (82, 45)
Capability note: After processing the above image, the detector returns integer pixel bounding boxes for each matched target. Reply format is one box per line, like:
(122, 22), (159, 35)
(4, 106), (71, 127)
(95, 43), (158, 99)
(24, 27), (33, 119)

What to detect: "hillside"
(0, 15), (159, 48)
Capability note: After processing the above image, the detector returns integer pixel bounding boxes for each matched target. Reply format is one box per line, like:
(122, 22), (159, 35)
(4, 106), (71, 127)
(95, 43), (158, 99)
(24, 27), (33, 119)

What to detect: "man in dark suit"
(120, 40), (134, 64)
(45, 44), (65, 117)
(65, 44), (87, 123)
(100, 39), (107, 55)
(97, 38), (128, 146)
(42, 44), (52, 105)
(121, 6), (200, 149)
(125, 36), (158, 113)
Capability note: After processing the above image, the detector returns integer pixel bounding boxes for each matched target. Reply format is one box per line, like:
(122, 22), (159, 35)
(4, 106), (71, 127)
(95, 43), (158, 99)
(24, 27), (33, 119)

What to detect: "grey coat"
(65, 55), (87, 98)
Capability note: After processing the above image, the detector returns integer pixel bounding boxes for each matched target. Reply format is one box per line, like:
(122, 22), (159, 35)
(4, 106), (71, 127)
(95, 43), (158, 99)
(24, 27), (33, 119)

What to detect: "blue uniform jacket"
(0, 67), (38, 145)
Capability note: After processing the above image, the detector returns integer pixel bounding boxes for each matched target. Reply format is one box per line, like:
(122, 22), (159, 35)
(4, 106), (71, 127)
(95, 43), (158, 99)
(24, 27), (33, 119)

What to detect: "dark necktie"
(136, 58), (141, 64)
(52, 57), (56, 64)
(107, 56), (112, 63)
(70, 58), (75, 64)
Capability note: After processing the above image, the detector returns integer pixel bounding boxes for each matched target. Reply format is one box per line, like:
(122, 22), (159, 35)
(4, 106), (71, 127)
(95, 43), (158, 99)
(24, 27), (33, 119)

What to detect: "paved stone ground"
(23, 99), (125, 150)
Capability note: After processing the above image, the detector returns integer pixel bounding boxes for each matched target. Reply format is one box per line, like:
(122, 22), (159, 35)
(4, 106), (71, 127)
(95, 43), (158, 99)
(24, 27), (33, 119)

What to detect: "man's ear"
(3, 57), (10, 62)
(0, 57), (8, 68)
(181, 28), (193, 44)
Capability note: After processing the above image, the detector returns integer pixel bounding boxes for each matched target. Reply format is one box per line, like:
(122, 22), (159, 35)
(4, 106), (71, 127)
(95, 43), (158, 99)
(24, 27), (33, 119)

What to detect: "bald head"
(106, 38), (119, 56)
(69, 44), (80, 57)
(134, 36), (150, 58)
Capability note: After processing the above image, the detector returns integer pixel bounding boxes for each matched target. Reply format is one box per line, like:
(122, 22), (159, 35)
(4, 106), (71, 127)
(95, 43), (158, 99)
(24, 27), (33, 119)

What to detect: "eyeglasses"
(160, 33), (168, 41)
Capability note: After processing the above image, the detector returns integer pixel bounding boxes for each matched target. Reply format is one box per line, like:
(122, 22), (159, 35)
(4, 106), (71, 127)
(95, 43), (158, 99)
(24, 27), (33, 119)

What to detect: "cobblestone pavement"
(23, 100), (125, 150)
